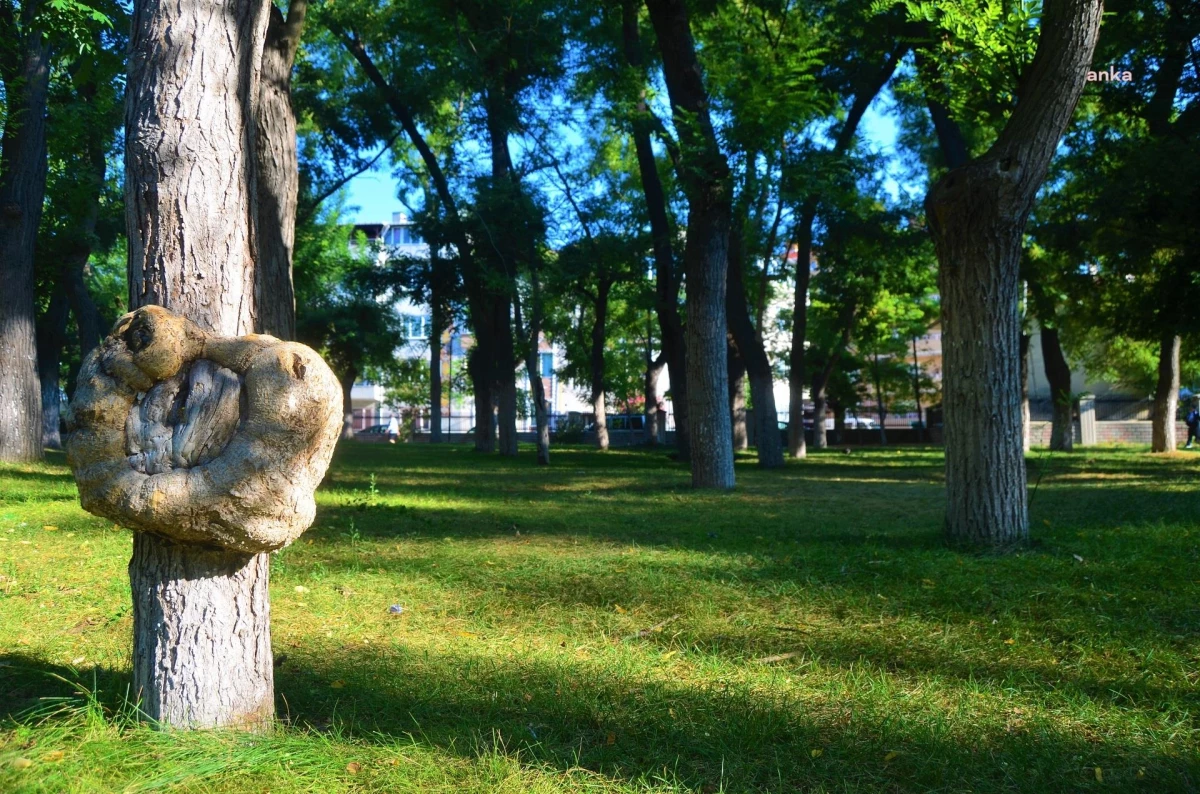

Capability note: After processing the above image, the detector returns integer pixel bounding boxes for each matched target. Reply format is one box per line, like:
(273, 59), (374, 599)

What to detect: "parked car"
(354, 423), (390, 442)
(846, 416), (875, 430)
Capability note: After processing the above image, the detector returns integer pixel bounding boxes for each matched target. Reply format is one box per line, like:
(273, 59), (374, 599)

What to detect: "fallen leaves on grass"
(810, 748), (824, 758)
(346, 762), (362, 774)
(884, 751), (899, 763)
(11, 758), (32, 769)
(624, 613), (680, 640)
(42, 751), (64, 762)
(330, 680), (345, 689)
(753, 650), (803, 664)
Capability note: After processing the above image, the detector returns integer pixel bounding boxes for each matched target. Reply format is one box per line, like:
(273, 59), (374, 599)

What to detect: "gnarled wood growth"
(65, 306), (341, 726)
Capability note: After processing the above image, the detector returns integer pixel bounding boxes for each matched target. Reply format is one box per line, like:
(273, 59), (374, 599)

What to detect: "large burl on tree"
(64, 305), (342, 553)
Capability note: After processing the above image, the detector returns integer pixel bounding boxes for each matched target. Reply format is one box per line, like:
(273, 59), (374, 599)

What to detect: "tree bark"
(1041, 325), (1073, 451)
(37, 288), (70, 449)
(340, 375), (357, 440)
(1152, 332), (1181, 453)
(644, 349), (666, 445)
(0, 19), (51, 463)
(728, 337), (747, 451)
(429, 298), (444, 443)
(645, 0), (734, 489)
(254, 0), (308, 340)
(786, 48), (903, 460)
(590, 281), (612, 451)
(924, 0), (1102, 547)
(726, 212), (784, 467)
(1020, 332), (1031, 453)
(621, 0), (688, 460)
(872, 351), (889, 446)
(911, 335), (925, 443)
(125, 0), (276, 729)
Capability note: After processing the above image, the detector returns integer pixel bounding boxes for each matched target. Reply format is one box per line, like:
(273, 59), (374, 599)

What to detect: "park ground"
(1, 444), (1198, 792)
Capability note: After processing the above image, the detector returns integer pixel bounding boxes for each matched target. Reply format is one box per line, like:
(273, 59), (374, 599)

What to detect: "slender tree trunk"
(1152, 333), (1181, 453)
(924, 0), (1102, 546)
(37, 289), (70, 449)
(726, 214), (784, 467)
(125, 0), (276, 728)
(430, 301), (444, 443)
(645, 0), (734, 489)
(1020, 332), (1031, 453)
(495, 324), (519, 457)
(812, 378), (829, 450)
(514, 281), (550, 465)
(254, 0), (307, 340)
(0, 25), (51, 464)
(621, 0), (688, 460)
(728, 338), (747, 451)
(1041, 325), (1073, 451)
(911, 335), (925, 443)
(590, 281), (611, 451)
(340, 375), (358, 440)
(831, 398), (845, 445)
(644, 349), (666, 445)
(786, 210), (815, 459)
(469, 347), (496, 453)
(872, 352), (888, 446)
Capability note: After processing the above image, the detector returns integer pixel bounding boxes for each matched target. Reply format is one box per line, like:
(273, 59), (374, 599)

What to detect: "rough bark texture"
(0, 19), (51, 463)
(622, 0), (688, 460)
(726, 218), (783, 467)
(37, 289), (71, 449)
(1020, 332), (1031, 453)
(645, 0), (734, 489)
(924, 0), (1102, 547)
(643, 350), (666, 445)
(590, 281), (612, 451)
(429, 300), (444, 443)
(1152, 333), (1180, 453)
(910, 336), (925, 443)
(515, 283), (550, 465)
(121, 0), (278, 729)
(1041, 325), (1073, 451)
(728, 339), (747, 451)
(254, 0), (308, 340)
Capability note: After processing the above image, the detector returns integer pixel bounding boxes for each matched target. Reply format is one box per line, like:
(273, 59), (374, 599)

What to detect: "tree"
(121, 0), (309, 728)
(922, 0), (1103, 546)
(644, 0), (735, 489)
(0, 0), (53, 462)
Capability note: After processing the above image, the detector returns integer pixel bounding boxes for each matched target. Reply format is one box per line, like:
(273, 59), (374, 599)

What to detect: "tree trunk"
(514, 280), (549, 465)
(1041, 325), (1073, 451)
(254, 0), (308, 340)
(726, 213), (784, 467)
(125, 0), (276, 729)
(1020, 332), (1031, 453)
(812, 380), (828, 450)
(911, 335), (925, 443)
(924, 0), (1101, 547)
(645, 0), (734, 490)
(786, 209), (815, 460)
(36, 288), (70, 449)
(469, 347), (496, 453)
(1152, 332), (1181, 453)
(621, 0), (688, 460)
(430, 300), (444, 443)
(644, 349), (666, 445)
(0, 26), (51, 464)
(496, 346), (519, 457)
(872, 351), (888, 446)
(590, 281), (611, 451)
(728, 338), (747, 451)
(340, 375), (357, 440)
(831, 398), (845, 445)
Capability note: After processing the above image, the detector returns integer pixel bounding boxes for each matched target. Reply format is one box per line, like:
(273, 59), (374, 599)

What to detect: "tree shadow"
(2, 649), (1194, 791)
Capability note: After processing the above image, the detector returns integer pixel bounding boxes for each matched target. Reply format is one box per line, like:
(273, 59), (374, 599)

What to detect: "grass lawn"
(1, 443), (1198, 792)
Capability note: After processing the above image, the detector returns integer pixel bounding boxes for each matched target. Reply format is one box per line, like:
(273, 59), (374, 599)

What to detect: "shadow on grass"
(2, 648), (1195, 792)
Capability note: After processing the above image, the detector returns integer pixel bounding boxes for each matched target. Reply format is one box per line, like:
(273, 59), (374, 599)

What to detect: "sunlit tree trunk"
(925, 0), (1102, 546)
(125, 0), (276, 728)
(0, 18), (51, 463)
(1152, 333), (1180, 453)
(37, 289), (70, 449)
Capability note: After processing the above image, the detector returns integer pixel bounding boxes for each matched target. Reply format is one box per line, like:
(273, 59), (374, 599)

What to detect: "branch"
(299, 131), (402, 224)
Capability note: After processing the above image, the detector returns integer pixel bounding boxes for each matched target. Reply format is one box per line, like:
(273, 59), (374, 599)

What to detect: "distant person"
(386, 415), (400, 444)
(1186, 402), (1199, 449)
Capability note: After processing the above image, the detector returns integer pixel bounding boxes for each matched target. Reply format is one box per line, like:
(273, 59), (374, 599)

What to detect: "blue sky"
(341, 90), (911, 225)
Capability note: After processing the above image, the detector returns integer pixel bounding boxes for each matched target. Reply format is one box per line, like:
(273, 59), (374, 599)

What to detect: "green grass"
(1, 443), (1198, 792)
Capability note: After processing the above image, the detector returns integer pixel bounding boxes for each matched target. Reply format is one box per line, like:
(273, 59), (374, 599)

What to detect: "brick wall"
(1028, 420), (1186, 446)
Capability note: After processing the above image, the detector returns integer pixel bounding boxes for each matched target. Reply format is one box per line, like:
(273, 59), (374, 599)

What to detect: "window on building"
(539, 352), (554, 378)
(402, 314), (430, 340)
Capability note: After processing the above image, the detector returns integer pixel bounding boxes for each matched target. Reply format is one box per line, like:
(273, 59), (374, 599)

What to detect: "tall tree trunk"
(495, 313), (519, 458)
(254, 0), (307, 340)
(514, 281), (550, 465)
(924, 0), (1102, 547)
(429, 299), (444, 443)
(812, 377), (829, 450)
(872, 351), (889, 446)
(1020, 332), (1031, 453)
(645, 0), (734, 489)
(37, 289), (70, 449)
(728, 338), (747, 451)
(787, 209), (815, 459)
(590, 281), (612, 451)
(726, 213), (784, 467)
(125, 0), (275, 728)
(340, 375), (357, 440)
(1152, 333), (1181, 453)
(0, 24), (51, 464)
(621, 0), (688, 460)
(1041, 325), (1073, 451)
(831, 398), (845, 445)
(785, 48), (903, 460)
(469, 347), (495, 453)
(911, 335), (925, 443)
(644, 349), (666, 445)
